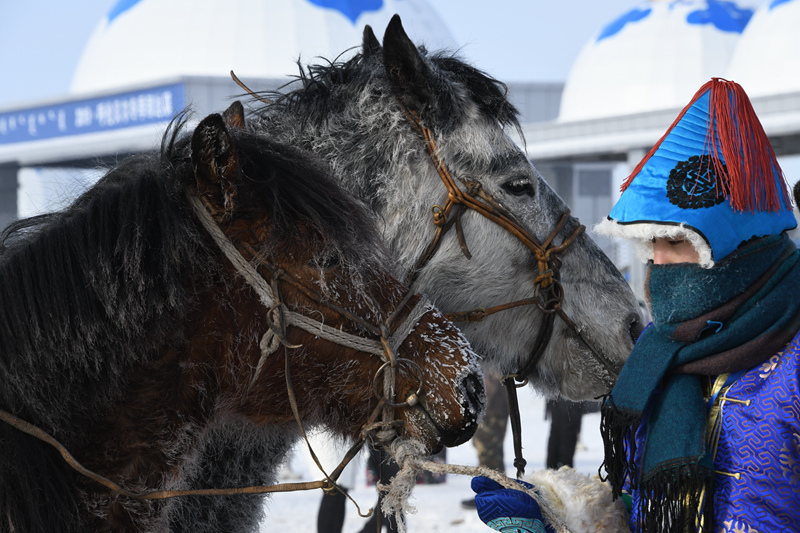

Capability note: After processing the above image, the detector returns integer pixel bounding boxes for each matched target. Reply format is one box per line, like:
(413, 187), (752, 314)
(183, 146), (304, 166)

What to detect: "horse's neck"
(167, 419), (297, 533)
(74, 281), (263, 529)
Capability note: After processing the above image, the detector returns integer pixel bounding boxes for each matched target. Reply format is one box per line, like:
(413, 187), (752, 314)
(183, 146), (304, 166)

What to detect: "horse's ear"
(363, 25), (381, 57)
(191, 113), (240, 221)
(222, 100), (246, 131)
(382, 14), (434, 112)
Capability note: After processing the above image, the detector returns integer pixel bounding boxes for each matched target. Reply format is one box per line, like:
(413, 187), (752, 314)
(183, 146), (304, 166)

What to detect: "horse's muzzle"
(438, 372), (484, 447)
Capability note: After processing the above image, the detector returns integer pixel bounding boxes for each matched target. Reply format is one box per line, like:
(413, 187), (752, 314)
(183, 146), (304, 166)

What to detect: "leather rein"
(0, 192), (433, 511)
(399, 107), (618, 477)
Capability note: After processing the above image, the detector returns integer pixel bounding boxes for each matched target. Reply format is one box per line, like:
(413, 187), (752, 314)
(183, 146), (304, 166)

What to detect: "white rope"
(389, 299), (435, 355)
(188, 194), (277, 310)
(381, 439), (573, 533)
(284, 309), (384, 356)
(249, 313), (284, 390)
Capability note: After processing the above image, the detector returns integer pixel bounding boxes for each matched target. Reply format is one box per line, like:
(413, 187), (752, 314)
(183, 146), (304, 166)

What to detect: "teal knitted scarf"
(600, 233), (800, 532)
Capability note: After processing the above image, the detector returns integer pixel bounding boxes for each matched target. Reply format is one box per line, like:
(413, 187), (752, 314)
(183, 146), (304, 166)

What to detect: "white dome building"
(726, 0), (800, 96)
(71, 0), (455, 95)
(558, 0), (755, 121)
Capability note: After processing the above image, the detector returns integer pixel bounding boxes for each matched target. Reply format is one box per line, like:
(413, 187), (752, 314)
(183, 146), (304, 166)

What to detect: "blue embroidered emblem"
(107, 0), (143, 24)
(306, 0), (384, 24)
(686, 0), (753, 33)
(597, 7), (652, 41)
(770, 0), (796, 9)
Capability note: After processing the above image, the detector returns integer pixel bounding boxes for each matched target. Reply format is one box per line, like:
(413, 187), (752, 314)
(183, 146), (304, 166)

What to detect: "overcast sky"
(0, 0), (669, 109)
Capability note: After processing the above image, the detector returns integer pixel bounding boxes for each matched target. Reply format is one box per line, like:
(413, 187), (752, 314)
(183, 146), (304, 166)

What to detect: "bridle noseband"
(399, 106), (619, 476)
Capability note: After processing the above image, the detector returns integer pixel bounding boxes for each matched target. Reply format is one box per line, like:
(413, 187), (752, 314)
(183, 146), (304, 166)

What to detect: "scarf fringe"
(637, 463), (715, 533)
(602, 398), (716, 532)
(599, 398), (640, 498)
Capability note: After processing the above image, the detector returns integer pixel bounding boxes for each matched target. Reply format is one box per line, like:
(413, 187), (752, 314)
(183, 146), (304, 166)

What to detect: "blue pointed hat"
(595, 78), (795, 267)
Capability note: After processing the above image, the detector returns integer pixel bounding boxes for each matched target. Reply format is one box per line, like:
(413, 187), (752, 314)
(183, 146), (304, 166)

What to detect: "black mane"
(0, 122), (203, 433)
(219, 124), (381, 260)
(0, 121), (205, 532)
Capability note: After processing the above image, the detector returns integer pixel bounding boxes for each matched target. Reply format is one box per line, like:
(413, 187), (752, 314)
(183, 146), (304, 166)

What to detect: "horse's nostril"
(462, 373), (486, 414)
(431, 373), (485, 448)
(628, 312), (645, 345)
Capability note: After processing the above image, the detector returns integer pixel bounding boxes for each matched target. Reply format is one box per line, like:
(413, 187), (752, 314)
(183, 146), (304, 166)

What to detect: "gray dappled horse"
(250, 16), (642, 400)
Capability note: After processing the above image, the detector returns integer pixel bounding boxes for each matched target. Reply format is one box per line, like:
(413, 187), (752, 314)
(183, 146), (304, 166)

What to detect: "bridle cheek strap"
(401, 108), (585, 328)
(191, 193), (440, 501)
(399, 107), (620, 477)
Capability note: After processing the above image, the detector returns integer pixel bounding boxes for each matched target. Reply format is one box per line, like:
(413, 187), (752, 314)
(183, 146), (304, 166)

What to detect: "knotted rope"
(379, 439), (572, 533)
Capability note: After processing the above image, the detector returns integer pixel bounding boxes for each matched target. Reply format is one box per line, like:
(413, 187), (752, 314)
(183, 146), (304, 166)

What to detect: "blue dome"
(560, 0), (753, 121)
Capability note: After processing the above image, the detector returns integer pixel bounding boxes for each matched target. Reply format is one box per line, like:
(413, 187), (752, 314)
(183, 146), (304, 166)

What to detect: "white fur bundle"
(527, 466), (629, 533)
(382, 439), (629, 533)
(594, 218), (714, 268)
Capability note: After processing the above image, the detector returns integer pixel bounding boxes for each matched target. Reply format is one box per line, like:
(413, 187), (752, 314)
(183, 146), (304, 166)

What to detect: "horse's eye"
(501, 177), (535, 197)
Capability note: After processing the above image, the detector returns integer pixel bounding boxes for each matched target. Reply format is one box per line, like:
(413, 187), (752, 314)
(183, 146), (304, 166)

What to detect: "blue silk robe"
(627, 329), (800, 532)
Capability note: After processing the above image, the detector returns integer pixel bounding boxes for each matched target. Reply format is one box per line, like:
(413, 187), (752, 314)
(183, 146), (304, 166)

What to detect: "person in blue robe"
(469, 78), (800, 533)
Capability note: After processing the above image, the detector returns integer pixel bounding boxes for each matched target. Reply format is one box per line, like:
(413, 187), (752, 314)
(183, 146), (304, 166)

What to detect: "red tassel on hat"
(621, 78), (791, 214)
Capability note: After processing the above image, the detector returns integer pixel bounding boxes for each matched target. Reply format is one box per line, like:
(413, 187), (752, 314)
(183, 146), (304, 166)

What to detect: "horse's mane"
(0, 120), (208, 532)
(0, 115), (383, 532)
(0, 121), (205, 434)
(258, 49), (521, 136)
(219, 122), (383, 265)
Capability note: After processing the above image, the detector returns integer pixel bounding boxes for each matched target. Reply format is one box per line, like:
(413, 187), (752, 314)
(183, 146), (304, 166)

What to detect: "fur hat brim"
(593, 218), (714, 268)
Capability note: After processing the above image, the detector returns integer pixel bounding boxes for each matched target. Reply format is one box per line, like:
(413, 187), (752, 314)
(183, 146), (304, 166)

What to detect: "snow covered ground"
(259, 390), (605, 532)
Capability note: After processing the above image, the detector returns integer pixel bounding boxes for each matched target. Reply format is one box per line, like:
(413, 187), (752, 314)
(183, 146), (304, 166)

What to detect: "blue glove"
(471, 476), (555, 533)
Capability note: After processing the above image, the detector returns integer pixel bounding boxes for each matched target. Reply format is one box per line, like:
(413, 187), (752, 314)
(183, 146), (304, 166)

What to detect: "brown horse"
(0, 103), (484, 533)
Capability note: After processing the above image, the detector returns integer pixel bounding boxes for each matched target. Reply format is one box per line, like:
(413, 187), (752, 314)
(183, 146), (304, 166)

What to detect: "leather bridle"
(399, 106), (620, 477)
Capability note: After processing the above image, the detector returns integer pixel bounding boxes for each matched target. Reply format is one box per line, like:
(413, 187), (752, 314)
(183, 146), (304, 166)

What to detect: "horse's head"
(365, 17), (642, 399)
(189, 103), (484, 452)
(251, 17), (642, 400)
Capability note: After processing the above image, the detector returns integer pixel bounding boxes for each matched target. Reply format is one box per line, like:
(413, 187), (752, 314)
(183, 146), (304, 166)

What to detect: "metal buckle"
(372, 359), (425, 407)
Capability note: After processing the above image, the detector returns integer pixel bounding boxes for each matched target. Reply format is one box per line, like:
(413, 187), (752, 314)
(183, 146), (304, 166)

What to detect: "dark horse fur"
(0, 105), (483, 532)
